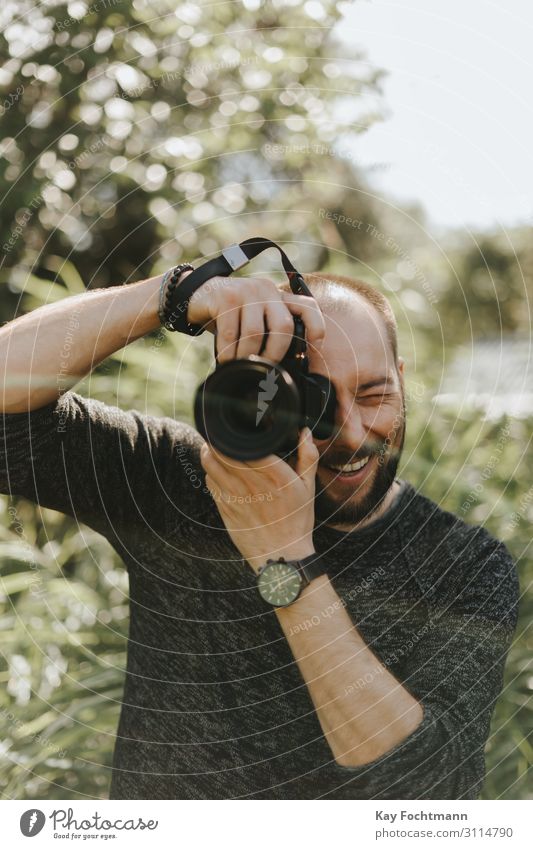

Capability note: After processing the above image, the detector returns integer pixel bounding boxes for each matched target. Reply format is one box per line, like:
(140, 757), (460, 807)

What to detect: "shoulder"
(53, 392), (208, 503)
(399, 480), (519, 628)
(61, 391), (203, 450)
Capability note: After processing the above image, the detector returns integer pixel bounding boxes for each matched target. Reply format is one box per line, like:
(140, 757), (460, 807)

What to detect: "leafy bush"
(1, 0), (530, 803)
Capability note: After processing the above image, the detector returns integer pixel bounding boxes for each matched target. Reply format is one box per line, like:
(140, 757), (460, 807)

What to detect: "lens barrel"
(194, 356), (302, 460)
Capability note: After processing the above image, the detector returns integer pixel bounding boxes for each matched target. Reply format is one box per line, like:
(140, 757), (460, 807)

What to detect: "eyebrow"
(356, 376), (396, 392)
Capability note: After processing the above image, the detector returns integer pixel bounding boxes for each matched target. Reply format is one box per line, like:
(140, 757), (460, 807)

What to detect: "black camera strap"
(165, 236), (312, 335)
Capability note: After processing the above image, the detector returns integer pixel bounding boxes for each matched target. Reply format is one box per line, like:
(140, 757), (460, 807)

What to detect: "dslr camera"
(166, 237), (337, 461)
(194, 312), (337, 460)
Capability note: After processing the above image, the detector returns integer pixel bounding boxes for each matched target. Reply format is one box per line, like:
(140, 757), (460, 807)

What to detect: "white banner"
(1, 799), (531, 848)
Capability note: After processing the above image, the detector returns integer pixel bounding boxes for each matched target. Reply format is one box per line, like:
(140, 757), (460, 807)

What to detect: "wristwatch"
(256, 553), (327, 607)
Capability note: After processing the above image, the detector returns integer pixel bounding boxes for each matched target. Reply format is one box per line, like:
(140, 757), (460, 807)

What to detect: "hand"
(200, 427), (318, 573)
(184, 271), (325, 364)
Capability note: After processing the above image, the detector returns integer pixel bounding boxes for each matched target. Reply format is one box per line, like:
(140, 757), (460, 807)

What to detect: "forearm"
(0, 275), (162, 413)
(276, 575), (424, 767)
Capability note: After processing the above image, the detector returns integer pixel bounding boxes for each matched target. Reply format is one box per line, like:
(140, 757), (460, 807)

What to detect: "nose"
(329, 394), (368, 451)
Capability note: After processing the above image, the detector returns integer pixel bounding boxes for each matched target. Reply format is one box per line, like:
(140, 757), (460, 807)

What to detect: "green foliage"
(436, 227), (533, 342)
(0, 503), (127, 799)
(1, 0), (531, 802)
(0, 0), (383, 323)
(403, 405), (533, 799)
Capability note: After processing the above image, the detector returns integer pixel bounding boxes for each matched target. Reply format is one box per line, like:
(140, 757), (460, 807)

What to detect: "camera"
(193, 315), (337, 460)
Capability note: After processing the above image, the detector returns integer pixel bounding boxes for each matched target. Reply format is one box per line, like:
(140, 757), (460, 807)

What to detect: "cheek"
(361, 403), (403, 437)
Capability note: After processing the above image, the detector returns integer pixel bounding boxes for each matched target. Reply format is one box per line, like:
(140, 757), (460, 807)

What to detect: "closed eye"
(359, 393), (391, 400)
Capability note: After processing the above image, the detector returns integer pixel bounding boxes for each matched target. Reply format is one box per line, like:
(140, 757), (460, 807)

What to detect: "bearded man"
(0, 260), (518, 800)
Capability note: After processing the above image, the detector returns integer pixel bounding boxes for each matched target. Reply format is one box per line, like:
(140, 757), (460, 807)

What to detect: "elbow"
(332, 701), (425, 769)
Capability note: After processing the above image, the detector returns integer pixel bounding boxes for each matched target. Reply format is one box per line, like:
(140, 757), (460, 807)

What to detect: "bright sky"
(337, 0), (533, 231)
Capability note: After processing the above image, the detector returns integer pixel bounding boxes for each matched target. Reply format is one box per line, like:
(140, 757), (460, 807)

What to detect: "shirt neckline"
(313, 478), (412, 542)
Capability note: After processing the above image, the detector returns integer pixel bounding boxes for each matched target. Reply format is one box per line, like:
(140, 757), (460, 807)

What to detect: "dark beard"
(314, 414), (406, 530)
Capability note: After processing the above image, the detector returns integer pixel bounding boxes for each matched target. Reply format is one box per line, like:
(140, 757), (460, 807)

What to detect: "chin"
(314, 457), (400, 528)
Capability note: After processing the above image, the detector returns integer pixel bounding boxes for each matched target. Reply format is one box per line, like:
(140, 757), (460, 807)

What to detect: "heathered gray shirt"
(0, 392), (519, 799)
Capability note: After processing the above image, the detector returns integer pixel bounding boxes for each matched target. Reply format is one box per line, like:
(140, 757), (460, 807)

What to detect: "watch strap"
(262, 553), (326, 585)
(297, 552), (327, 586)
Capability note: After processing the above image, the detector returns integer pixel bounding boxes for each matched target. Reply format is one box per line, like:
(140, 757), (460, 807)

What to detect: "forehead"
(308, 288), (396, 381)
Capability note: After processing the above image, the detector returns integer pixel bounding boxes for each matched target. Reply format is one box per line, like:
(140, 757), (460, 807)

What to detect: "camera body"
(193, 316), (337, 460)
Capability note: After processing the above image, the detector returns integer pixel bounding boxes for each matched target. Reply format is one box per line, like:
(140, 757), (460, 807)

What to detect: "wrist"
(275, 573), (333, 623)
(186, 279), (213, 328)
(126, 274), (166, 337)
(247, 544), (316, 575)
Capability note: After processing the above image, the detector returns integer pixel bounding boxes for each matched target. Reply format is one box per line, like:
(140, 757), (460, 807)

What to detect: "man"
(0, 264), (518, 800)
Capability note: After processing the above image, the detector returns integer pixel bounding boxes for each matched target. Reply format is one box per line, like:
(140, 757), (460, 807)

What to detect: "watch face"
(257, 561), (303, 607)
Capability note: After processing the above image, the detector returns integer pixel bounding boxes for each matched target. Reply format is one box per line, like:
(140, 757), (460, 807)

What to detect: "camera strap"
(165, 236), (312, 335)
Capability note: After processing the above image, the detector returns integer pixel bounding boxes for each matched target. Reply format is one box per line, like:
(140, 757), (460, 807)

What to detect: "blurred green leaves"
(0, 0), (383, 303)
(0, 0), (531, 802)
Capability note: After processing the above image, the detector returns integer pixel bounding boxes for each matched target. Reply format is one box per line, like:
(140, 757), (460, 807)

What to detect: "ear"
(397, 356), (405, 376)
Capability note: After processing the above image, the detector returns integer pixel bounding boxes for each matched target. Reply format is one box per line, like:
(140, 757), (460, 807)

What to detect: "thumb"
(295, 427), (319, 487)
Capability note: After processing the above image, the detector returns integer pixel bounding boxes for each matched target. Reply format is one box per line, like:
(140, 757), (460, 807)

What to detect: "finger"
(241, 452), (285, 472)
(236, 302), (267, 359)
(215, 302), (241, 363)
(261, 301), (295, 362)
(200, 442), (232, 475)
(295, 426), (319, 487)
(201, 443), (250, 488)
(200, 442), (225, 474)
(205, 443), (247, 472)
(204, 473), (228, 507)
(281, 293), (326, 352)
(204, 472), (217, 499)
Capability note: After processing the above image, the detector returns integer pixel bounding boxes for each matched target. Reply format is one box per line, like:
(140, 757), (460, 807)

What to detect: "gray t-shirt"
(0, 392), (519, 799)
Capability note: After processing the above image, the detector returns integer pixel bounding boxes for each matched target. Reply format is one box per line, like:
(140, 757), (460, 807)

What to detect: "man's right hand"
(184, 272), (326, 365)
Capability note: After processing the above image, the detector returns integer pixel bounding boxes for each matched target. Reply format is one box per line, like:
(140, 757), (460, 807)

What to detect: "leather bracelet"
(160, 263), (195, 331)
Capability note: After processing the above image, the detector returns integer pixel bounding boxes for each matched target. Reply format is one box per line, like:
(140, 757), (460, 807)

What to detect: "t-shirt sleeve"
(333, 526), (519, 799)
(0, 391), (206, 545)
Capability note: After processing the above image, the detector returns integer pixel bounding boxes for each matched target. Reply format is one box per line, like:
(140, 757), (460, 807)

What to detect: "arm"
(1, 265), (326, 532)
(275, 574), (423, 767)
(0, 270), (188, 536)
(200, 431), (519, 797)
(200, 428), (422, 769)
(277, 530), (518, 792)
(0, 266), (325, 414)
(0, 274), (163, 413)
(278, 546), (518, 797)
(378, 530), (520, 799)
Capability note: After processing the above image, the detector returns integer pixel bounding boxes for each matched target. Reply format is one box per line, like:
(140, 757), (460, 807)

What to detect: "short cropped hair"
(278, 272), (399, 366)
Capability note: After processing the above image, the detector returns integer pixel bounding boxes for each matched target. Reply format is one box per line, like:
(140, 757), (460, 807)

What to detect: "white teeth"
(328, 457), (369, 473)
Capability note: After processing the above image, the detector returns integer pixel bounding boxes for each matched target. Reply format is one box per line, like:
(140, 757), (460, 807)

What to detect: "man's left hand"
(200, 427), (318, 573)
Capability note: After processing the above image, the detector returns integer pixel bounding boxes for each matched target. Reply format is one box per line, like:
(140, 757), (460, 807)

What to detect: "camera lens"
(221, 373), (273, 434)
(194, 357), (301, 460)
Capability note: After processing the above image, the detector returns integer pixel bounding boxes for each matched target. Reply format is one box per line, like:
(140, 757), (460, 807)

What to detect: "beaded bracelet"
(157, 269), (173, 326)
(158, 263), (194, 330)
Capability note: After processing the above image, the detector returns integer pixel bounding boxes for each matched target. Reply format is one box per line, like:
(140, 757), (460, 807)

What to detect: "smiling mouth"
(322, 456), (371, 475)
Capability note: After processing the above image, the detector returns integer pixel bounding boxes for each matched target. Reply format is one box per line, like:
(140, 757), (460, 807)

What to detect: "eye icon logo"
(20, 809), (46, 837)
